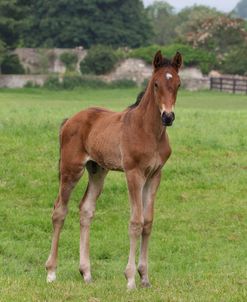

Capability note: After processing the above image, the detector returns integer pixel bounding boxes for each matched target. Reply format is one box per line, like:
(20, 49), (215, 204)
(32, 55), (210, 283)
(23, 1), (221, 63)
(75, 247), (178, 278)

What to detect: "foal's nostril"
(162, 111), (175, 126)
(170, 112), (175, 121)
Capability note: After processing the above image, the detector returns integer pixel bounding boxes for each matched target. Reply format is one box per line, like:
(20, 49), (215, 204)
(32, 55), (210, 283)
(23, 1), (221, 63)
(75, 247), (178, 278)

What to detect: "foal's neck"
(135, 79), (165, 139)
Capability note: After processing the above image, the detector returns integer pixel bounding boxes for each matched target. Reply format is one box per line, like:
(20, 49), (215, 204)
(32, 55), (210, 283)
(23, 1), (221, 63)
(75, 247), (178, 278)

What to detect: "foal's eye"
(154, 82), (158, 88)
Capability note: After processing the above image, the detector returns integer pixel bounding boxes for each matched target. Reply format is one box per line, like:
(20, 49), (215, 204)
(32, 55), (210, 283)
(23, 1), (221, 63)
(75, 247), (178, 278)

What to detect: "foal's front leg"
(138, 171), (161, 287)
(125, 169), (145, 290)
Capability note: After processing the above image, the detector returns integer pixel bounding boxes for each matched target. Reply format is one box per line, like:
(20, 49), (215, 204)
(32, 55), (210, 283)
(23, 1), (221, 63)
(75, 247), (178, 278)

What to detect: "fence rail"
(210, 77), (247, 94)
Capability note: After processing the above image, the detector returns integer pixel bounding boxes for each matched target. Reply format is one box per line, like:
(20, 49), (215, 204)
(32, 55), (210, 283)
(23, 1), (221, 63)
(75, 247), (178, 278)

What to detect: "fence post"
(220, 78), (223, 91)
(210, 77), (213, 90)
(233, 78), (236, 93)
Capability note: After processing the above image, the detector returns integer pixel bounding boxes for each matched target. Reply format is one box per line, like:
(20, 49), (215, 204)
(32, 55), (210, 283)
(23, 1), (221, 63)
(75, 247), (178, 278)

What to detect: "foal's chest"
(144, 138), (171, 176)
(144, 153), (163, 177)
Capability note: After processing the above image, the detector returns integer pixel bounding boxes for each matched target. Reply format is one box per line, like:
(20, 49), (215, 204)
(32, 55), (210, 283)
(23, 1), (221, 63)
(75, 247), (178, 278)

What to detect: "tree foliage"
(0, 0), (25, 48)
(129, 43), (217, 74)
(146, 1), (177, 45)
(18, 0), (152, 48)
(221, 46), (247, 75)
(80, 45), (119, 75)
(234, 0), (247, 19)
(0, 0), (27, 73)
(1, 53), (25, 74)
(60, 52), (78, 71)
(175, 5), (222, 42)
(180, 15), (247, 55)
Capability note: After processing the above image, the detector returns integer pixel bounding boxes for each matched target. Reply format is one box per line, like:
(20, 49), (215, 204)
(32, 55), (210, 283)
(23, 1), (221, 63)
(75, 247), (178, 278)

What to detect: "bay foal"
(46, 50), (182, 290)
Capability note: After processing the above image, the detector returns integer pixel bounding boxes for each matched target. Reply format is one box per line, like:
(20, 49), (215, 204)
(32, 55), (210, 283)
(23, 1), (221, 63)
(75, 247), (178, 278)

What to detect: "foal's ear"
(153, 50), (163, 69)
(172, 52), (183, 71)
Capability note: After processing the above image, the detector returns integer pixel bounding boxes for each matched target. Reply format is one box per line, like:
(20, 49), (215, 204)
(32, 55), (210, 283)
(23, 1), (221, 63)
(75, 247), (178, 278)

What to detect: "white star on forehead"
(166, 73), (173, 80)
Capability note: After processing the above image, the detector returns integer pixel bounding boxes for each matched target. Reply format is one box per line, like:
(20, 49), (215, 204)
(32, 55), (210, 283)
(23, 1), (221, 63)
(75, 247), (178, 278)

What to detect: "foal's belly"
(86, 119), (124, 171)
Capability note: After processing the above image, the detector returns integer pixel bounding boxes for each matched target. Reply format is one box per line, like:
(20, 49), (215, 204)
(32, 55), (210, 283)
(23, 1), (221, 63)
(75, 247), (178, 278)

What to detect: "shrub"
(1, 54), (25, 74)
(220, 46), (247, 75)
(62, 74), (83, 89)
(43, 74), (109, 90)
(75, 77), (108, 88)
(62, 73), (109, 89)
(43, 76), (61, 89)
(129, 43), (217, 74)
(24, 81), (40, 88)
(43, 74), (138, 90)
(110, 79), (137, 88)
(60, 52), (78, 71)
(129, 44), (161, 64)
(80, 45), (119, 75)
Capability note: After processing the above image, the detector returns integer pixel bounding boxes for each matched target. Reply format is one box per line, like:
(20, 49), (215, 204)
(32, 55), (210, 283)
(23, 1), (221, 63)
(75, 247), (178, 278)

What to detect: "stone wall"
(0, 75), (49, 88)
(14, 48), (87, 74)
(179, 68), (210, 91)
(101, 59), (152, 86)
(102, 61), (209, 90)
(0, 49), (210, 90)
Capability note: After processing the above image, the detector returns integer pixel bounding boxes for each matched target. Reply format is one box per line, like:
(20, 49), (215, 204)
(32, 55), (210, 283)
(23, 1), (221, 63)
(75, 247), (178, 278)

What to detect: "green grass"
(0, 87), (247, 301)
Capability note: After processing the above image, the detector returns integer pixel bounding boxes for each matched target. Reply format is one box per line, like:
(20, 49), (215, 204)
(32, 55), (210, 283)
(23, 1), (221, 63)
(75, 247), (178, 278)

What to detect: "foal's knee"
(129, 220), (144, 237)
(142, 219), (153, 236)
(79, 207), (95, 226)
(52, 205), (68, 226)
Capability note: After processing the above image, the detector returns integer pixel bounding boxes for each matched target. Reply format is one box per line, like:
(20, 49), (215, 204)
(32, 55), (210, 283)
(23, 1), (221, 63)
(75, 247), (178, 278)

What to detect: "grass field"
(0, 87), (247, 301)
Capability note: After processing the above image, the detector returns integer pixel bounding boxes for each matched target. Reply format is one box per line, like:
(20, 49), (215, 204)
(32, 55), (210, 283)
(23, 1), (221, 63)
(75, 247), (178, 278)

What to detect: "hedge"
(129, 44), (217, 74)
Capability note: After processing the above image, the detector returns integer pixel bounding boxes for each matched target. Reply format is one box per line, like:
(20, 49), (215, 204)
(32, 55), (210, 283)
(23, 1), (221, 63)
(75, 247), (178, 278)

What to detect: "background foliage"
(0, 0), (247, 75)
(80, 45), (119, 75)
(16, 0), (152, 48)
(234, 0), (247, 19)
(129, 43), (217, 74)
(59, 52), (78, 72)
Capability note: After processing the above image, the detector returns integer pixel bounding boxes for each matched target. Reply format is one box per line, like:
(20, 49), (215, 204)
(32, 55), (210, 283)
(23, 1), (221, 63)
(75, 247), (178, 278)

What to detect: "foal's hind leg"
(79, 161), (108, 283)
(45, 148), (85, 282)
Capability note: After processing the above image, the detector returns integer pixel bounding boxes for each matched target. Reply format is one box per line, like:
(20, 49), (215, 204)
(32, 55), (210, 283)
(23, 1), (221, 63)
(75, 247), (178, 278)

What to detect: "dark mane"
(156, 57), (173, 69)
(129, 90), (146, 109)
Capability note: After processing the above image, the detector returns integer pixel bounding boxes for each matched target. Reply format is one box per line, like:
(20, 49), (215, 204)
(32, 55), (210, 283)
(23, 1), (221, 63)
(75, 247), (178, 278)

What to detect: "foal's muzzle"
(162, 111), (175, 126)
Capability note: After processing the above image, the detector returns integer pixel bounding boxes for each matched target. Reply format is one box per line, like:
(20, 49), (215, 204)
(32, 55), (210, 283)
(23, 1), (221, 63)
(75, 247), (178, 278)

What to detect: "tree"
(0, 39), (6, 73)
(221, 45), (247, 75)
(176, 5), (222, 42)
(146, 1), (177, 45)
(60, 52), (78, 72)
(180, 15), (247, 56)
(19, 0), (153, 48)
(0, 0), (25, 48)
(80, 45), (118, 75)
(234, 0), (247, 19)
(0, 0), (27, 74)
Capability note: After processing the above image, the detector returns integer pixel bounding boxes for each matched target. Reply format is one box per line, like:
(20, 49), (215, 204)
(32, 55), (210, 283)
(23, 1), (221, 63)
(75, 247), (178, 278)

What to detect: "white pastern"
(47, 271), (56, 283)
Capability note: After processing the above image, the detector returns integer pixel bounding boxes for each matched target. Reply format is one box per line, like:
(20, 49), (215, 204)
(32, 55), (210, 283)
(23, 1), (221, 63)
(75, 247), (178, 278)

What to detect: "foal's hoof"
(79, 269), (92, 284)
(126, 278), (137, 291)
(84, 275), (92, 284)
(141, 281), (151, 288)
(127, 282), (137, 291)
(47, 271), (56, 283)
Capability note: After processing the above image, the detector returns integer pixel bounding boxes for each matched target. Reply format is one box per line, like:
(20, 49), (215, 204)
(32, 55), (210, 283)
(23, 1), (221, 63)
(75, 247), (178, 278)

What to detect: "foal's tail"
(58, 118), (69, 181)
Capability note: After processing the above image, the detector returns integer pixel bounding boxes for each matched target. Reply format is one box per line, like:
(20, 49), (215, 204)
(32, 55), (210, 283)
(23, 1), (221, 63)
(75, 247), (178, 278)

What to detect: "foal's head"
(152, 50), (182, 126)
